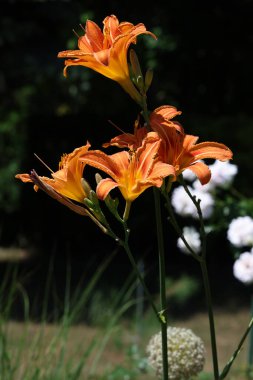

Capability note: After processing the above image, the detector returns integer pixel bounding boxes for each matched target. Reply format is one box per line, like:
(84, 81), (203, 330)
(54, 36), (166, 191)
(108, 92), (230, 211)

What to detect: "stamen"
(79, 23), (86, 32)
(108, 119), (126, 135)
(72, 29), (80, 38)
(34, 153), (54, 173)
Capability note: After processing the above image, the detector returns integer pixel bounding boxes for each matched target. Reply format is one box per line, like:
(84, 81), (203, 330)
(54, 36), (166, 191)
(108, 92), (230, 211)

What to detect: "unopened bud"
(129, 49), (143, 81)
(144, 68), (153, 92)
(89, 190), (99, 205)
(136, 75), (144, 92)
(95, 173), (103, 185)
(81, 178), (92, 196)
(83, 198), (94, 209)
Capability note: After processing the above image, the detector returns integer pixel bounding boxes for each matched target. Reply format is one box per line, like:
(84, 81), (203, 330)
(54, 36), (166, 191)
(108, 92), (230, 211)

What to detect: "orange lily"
(150, 118), (233, 185)
(80, 132), (175, 202)
(57, 15), (156, 104)
(15, 144), (90, 204)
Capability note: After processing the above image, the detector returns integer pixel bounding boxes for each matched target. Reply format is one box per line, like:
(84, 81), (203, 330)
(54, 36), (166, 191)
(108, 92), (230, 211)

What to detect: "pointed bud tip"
(95, 173), (103, 185)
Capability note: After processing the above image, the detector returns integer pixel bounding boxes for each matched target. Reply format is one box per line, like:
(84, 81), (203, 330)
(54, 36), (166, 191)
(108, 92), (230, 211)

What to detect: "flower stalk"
(153, 186), (169, 380)
(248, 294), (253, 367)
(120, 221), (160, 320)
(179, 177), (219, 379)
(141, 92), (169, 380)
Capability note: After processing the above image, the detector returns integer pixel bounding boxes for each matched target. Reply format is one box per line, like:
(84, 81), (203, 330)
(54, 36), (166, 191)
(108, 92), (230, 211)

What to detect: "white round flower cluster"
(171, 186), (214, 219)
(233, 249), (253, 284)
(146, 326), (205, 380)
(227, 216), (253, 247)
(177, 226), (201, 254)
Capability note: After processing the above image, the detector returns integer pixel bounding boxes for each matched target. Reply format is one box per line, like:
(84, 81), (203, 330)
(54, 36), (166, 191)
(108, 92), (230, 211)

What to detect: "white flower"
(171, 186), (214, 219)
(227, 216), (253, 247)
(193, 179), (213, 193)
(182, 168), (197, 182)
(146, 326), (205, 380)
(233, 249), (253, 284)
(182, 160), (205, 183)
(193, 160), (238, 192)
(177, 226), (201, 254)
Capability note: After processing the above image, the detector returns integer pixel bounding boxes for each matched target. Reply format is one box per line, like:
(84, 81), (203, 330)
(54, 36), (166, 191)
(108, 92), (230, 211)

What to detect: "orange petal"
(152, 105), (182, 120)
(29, 170), (88, 216)
(137, 137), (161, 178)
(150, 105), (184, 134)
(15, 173), (33, 183)
(96, 178), (119, 200)
(110, 151), (130, 173)
(57, 50), (92, 58)
(15, 173), (39, 191)
(186, 161), (211, 185)
(84, 20), (104, 51)
(182, 135), (199, 151)
(80, 150), (121, 179)
(103, 15), (120, 42)
(190, 142), (233, 161)
(103, 127), (148, 150)
(149, 161), (175, 182)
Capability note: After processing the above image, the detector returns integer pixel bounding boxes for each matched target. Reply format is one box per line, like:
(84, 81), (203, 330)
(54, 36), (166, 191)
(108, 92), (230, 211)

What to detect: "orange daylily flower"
(150, 119), (233, 185)
(80, 132), (175, 202)
(15, 144), (90, 204)
(57, 15), (156, 104)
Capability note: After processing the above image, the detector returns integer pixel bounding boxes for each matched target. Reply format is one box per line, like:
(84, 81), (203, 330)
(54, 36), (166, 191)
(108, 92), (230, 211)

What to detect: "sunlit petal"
(96, 178), (119, 200)
(186, 161), (211, 185)
(189, 142), (233, 161)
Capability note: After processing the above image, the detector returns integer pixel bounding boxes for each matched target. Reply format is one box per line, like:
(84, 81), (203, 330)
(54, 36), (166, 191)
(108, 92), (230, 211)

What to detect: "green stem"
(179, 177), (219, 378)
(141, 93), (168, 380)
(219, 316), (253, 379)
(103, 196), (159, 320)
(153, 187), (169, 380)
(123, 200), (131, 221)
(163, 190), (201, 262)
(200, 259), (219, 379)
(248, 294), (253, 367)
(120, 224), (160, 321)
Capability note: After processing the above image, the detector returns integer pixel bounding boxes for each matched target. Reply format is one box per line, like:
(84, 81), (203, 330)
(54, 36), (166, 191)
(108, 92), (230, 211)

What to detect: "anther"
(72, 29), (80, 38)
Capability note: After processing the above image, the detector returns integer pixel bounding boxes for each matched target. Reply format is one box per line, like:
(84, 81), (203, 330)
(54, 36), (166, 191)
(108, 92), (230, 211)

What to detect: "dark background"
(1, 0), (253, 318)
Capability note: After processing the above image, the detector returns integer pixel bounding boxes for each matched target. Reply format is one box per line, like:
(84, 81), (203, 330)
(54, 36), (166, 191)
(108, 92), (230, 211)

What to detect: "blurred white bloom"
(182, 160), (205, 183)
(233, 249), (253, 284)
(182, 168), (197, 182)
(209, 160), (238, 187)
(177, 226), (201, 254)
(171, 186), (214, 219)
(193, 179), (213, 193)
(227, 216), (253, 247)
(193, 160), (238, 192)
(147, 326), (205, 380)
